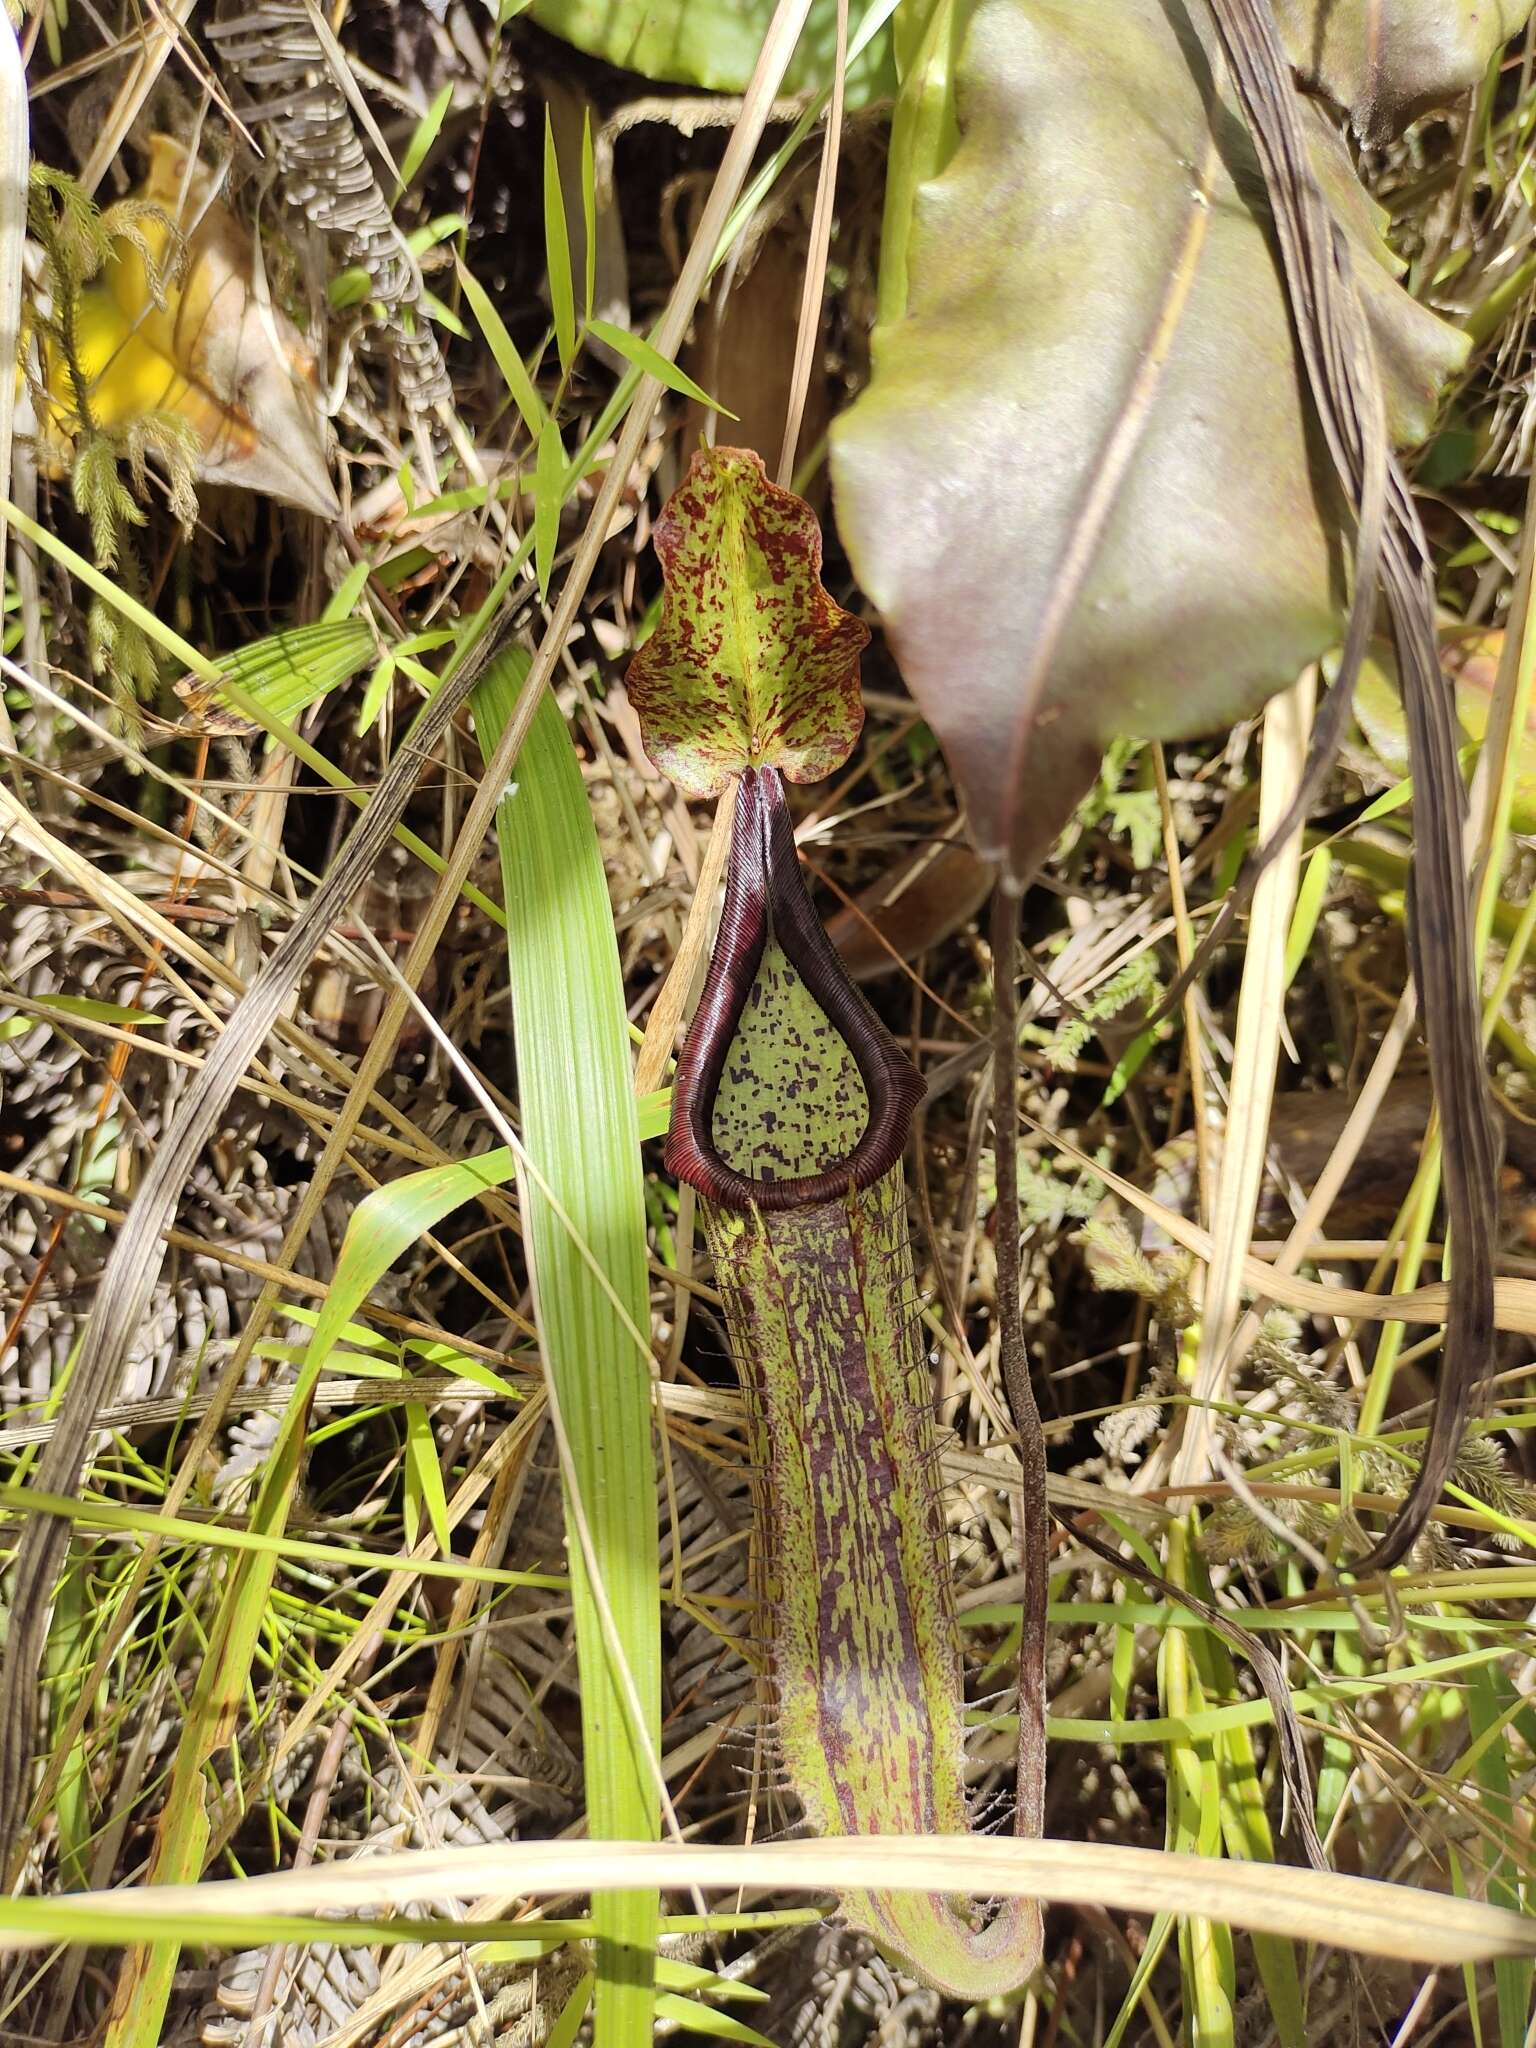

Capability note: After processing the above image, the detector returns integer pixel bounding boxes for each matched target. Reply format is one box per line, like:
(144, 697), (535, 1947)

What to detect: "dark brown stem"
(990, 881), (1049, 1845)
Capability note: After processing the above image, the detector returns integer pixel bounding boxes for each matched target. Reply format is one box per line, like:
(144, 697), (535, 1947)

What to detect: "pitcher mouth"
(665, 765), (925, 1213)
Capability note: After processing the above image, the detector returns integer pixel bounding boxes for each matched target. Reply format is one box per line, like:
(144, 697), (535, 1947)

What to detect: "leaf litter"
(1, 3), (1535, 2045)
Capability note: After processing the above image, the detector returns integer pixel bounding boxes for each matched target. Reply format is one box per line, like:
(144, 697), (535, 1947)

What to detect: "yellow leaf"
(43, 136), (338, 519)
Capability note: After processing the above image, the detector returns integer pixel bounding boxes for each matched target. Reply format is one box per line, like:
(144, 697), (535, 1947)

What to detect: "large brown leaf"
(1274, 0), (1536, 139)
(830, 0), (1466, 883)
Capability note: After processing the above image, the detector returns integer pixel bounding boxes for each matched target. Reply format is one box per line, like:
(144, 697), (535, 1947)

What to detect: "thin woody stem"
(991, 881), (1049, 1845)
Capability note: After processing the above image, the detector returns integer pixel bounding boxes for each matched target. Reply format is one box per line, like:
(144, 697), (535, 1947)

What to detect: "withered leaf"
(1274, 0), (1536, 139)
(42, 136), (338, 519)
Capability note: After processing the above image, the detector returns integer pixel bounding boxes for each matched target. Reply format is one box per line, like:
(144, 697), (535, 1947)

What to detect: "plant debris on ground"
(2, 1), (1536, 2044)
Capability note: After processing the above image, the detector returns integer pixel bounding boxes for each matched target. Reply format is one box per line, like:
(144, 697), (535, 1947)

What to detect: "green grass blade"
(581, 108), (597, 321)
(1161, 1522), (1236, 2048)
(0, 1481), (558, 1591)
(544, 106), (577, 372)
(398, 81), (454, 194)
(1185, 1575), (1307, 2048)
(535, 418), (565, 599)
(1465, 1661), (1534, 2046)
(96, 1132), (573, 2047)
(654, 1960), (768, 2002)
(653, 1992), (775, 2045)
(1283, 846), (1332, 987)
(419, 284), (469, 337)
(457, 254), (549, 442)
(474, 650), (660, 2048)
(877, 0), (963, 327)
(1103, 1910), (1179, 2048)
(1451, 1848), (1490, 2048)
(547, 1971), (596, 2048)
(1314, 1624), (1362, 1841)
(29, 993), (164, 1027)
(586, 318), (737, 414)
(3, 500), (509, 927)
(322, 558), (373, 622)
(45, 1567), (91, 1894)
(403, 1402), (452, 1553)
(355, 653), (397, 733)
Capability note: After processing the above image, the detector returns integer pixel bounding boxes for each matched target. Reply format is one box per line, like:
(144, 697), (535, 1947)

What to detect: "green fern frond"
(1201, 1493), (1335, 1568)
(71, 435), (143, 569)
(1017, 1156), (1105, 1229)
(1046, 952), (1163, 1065)
(1077, 1213), (1197, 1329)
(123, 413), (200, 534)
(28, 163), (117, 287)
(97, 196), (184, 305)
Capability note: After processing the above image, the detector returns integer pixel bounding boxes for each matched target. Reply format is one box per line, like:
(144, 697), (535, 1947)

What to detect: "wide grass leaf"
(455, 254), (548, 441)
(527, 0), (896, 103)
(174, 619), (374, 730)
(587, 319), (735, 413)
(473, 653), (661, 2048)
(830, 0), (1466, 883)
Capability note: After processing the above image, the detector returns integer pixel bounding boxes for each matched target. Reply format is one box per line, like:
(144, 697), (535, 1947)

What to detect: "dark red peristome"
(666, 767), (925, 1213)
